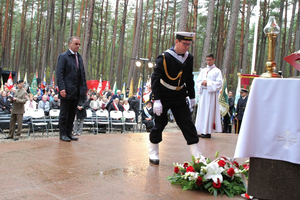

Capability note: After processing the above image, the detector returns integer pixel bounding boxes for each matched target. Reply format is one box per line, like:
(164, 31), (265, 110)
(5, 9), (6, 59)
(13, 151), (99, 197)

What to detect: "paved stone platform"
(0, 131), (247, 200)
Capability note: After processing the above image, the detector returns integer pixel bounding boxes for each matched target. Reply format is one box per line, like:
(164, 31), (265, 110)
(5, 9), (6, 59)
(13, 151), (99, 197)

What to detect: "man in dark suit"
(128, 94), (140, 123)
(111, 89), (122, 100)
(108, 98), (124, 112)
(235, 89), (248, 134)
(142, 101), (154, 132)
(223, 91), (234, 133)
(57, 36), (88, 142)
(0, 91), (7, 112)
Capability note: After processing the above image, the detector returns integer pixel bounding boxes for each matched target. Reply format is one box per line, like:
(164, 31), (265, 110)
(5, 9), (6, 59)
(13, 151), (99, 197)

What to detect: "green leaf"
(222, 186), (234, 198)
(215, 150), (219, 158)
(204, 181), (213, 189)
(213, 188), (218, 197)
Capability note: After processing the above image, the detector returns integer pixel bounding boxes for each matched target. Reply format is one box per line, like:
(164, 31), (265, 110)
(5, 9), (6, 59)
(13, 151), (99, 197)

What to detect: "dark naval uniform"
(235, 95), (248, 134)
(150, 48), (199, 145)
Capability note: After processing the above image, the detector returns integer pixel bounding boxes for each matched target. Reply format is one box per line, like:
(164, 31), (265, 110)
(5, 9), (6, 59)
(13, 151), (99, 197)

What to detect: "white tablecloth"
(234, 78), (300, 165)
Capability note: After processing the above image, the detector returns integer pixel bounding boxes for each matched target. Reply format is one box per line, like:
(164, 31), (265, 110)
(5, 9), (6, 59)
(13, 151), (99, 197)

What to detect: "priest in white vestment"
(195, 53), (223, 138)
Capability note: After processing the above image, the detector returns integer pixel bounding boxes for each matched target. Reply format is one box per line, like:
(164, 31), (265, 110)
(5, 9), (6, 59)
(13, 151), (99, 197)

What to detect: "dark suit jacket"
(56, 49), (87, 100)
(109, 103), (124, 112)
(0, 96), (6, 110)
(142, 107), (153, 121)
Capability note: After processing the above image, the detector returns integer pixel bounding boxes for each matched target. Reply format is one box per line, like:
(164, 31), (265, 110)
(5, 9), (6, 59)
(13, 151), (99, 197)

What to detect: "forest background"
(0, 0), (299, 93)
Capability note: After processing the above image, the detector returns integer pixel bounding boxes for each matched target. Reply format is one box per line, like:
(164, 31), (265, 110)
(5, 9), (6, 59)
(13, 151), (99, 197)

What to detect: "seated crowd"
(0, 85), (154, 136)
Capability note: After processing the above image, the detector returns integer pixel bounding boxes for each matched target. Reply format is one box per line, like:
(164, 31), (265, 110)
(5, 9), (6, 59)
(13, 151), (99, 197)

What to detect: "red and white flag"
(97, 76), (102, 93)
(5, 72), (14, 90)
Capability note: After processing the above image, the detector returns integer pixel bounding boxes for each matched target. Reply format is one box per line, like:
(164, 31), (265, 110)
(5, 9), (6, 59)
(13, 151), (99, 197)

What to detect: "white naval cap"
(174, 31), (195, 41)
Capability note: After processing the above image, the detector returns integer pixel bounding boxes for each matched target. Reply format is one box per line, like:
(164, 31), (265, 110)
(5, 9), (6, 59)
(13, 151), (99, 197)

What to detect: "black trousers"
(235, 119), (242, 134)
(150, 97), (199, 145)
(59, 99), (79, 137)
(223, 113), (231, 133)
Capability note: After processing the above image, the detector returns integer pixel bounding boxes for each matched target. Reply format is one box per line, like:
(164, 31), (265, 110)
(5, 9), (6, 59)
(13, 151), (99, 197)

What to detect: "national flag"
(219, 75), (229, 117)
(5, 72), (14, 90)
(30, 73), (38, 95)
(121, 82), (126, 98)
(112, 80), (117, 95)
(97, 76), (102, 93)
(143, 78), (151, 103)
(128, 78), (133, 97)
(50, 74), (55, 86)
(136, 76), (142, 98)
(105, 80), (110, 90)
(234, 74), (241, 110)
(41, 71), (46, 89)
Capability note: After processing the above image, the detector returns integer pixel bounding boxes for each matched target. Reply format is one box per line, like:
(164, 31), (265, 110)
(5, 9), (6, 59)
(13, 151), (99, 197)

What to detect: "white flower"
(204, 162), (224, 183)
(173, 162), (184, 168)
(183, 172), (199, 181)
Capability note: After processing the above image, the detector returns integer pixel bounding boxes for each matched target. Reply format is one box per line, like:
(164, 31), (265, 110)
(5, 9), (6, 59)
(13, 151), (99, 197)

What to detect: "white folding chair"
(123, 111), (137, 133)
(109, 110), (125, 133)
(83, 109), (96, 133)
(49, 109), (60, 136)
(30, 109), (49, 138)
(22, 110), (33, 137)
(95, 109), (110, 133)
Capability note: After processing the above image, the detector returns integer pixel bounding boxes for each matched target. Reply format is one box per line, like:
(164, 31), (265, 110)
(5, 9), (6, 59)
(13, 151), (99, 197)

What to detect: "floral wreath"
(167, 151), (251, 198)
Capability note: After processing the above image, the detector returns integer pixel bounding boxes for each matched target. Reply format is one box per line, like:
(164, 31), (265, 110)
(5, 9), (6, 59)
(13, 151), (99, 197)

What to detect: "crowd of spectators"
(0, 83), (153, 135)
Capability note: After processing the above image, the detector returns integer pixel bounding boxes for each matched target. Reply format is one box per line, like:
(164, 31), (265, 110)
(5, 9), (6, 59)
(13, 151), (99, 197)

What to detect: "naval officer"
(149, 31), (203, 165)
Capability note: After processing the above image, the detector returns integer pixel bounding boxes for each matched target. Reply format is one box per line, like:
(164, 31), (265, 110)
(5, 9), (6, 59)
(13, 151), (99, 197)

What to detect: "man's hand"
(190, 98), (195, 107)
(202, 80), (207, 86)
(153, 100), (163, 116)
(60, 90), (66, 98)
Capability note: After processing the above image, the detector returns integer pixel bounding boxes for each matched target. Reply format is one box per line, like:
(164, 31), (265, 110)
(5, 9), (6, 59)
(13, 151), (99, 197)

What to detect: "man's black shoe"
(60, 135), (71, 142)
(201, 134), (211, 138)
(149, 158), (159, 165)
(67, 135), (78, 141)
(198, 134), (204, 137)
(4, 136), (13, 139)
(13, 138), (19, 141)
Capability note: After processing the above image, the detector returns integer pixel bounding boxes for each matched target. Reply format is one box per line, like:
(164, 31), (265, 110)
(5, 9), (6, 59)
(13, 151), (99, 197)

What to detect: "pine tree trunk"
(242, 0), (252, 74)
(77, 0), (85, 37)
(274, 0), (285, 64)
(293, 0), (300, 76)
(82, 0), (95, 75)
(221, 0), (239, 78)
(41, 0), (52, 79)
(69, 0), (75, 38)
(96, 0), (104, 79)
(127, 0), (143, 89)
(179, 0), (188, 31)
(282, 0), (297, 77)
(201, 0), (215, 69)
(116, 0), (128, 88)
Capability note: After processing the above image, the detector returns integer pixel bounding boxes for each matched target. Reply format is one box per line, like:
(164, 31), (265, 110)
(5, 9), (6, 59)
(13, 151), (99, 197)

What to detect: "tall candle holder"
(260, 16), (281, 78)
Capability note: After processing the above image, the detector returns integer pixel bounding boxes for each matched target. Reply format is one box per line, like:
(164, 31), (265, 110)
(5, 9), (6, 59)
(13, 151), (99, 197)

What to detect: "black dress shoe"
(13, 138), (19, 141)
(4, 136), (13, 139)
(198, 134), (204, 137)
(201, 134), (211, 138)
(60, 135), (71, 142)
(67, 135), (78, 141)
(149, 158), (159, 165)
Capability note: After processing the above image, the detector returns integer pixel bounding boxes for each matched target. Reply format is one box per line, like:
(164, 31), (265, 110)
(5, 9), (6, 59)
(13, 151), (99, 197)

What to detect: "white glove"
(153, 100), (163, 116)
(190, 98), (195, 107)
